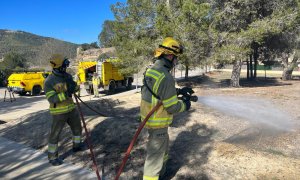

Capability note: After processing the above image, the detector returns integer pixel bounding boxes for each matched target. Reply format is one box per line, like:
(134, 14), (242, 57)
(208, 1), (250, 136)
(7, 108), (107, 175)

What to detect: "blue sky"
(0, 0), (126, 44)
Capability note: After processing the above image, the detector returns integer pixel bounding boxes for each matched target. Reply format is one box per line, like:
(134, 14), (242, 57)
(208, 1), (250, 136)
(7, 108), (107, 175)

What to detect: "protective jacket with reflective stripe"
(44, 71), (75, 115)
(92, 76), (100, 85)
(140, 58), (186, 129)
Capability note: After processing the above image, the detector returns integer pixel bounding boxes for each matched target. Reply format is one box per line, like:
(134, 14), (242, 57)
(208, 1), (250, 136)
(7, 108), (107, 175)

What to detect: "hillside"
(0, 29), (79, 67)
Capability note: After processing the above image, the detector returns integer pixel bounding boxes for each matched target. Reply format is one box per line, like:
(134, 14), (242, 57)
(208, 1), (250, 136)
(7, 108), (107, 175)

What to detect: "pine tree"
(211, 0), (300, 86)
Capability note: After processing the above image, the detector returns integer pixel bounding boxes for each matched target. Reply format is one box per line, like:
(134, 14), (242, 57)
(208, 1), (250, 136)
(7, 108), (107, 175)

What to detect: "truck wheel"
(107, 80), (116, 95)
(32, 86), (41, 96)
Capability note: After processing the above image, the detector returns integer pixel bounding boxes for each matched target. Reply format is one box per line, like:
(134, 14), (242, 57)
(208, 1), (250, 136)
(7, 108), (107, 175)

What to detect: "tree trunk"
(282, 52), (298, 80)
(136, 73), (139, 91)
(170, 67), (175, 77)
(254, 54), (257, 78)
(282, 68), (293, 80)
(253, 46), (259, 78)
(250, 54), (253, 79)
(185, 65), (189, 80)
(230, 60), (243, 87)
(246, 58), (249, 79)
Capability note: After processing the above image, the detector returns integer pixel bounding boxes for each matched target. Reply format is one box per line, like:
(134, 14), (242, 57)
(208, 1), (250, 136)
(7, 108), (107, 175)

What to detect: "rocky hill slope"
(0, 29), (78, 67)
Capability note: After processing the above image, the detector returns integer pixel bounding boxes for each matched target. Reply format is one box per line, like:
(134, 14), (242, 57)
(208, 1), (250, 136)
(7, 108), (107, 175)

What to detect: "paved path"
(0, 137), (97, 180)
(0, 88), (49, 121)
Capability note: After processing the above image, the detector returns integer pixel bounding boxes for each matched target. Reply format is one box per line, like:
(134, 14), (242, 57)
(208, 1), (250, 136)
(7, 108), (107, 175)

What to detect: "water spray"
(197, 95), (294, 131)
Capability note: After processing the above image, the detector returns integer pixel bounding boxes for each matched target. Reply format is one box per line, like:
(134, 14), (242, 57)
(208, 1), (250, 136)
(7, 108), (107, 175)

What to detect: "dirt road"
(0, 71), (299, 179)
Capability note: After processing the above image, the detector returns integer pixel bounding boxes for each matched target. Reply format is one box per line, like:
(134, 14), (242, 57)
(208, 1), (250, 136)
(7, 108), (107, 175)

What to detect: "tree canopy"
(0, 52), (27, 70)
(80, 42), (99, 51)
(0, 52), (28, 86)
(99, 0), (300, 85)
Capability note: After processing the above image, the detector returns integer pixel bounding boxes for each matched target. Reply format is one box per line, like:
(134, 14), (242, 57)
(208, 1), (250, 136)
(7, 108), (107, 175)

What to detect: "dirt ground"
(0, 71), (300, 180)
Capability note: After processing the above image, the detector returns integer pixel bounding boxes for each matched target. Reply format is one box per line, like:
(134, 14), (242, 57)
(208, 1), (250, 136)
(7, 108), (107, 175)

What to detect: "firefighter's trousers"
(93, 84), (99, 97)
(48, 109), (82, 160)
(143, 127), (169, 180)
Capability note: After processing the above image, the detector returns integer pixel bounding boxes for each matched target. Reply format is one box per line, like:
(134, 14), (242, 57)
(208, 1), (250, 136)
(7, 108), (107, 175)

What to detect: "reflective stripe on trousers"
(48, 143), (58, 153)
(143, 175), (159, 180)
(73, 136), (81, 143)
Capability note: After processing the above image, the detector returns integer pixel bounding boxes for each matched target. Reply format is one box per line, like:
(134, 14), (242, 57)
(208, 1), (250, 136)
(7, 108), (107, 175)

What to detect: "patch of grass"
(264, 148), (285, 156)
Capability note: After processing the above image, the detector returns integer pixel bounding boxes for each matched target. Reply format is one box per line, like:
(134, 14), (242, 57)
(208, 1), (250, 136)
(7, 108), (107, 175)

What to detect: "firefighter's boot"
(73, 142), (85, 152)
(49, 158), (64, 166)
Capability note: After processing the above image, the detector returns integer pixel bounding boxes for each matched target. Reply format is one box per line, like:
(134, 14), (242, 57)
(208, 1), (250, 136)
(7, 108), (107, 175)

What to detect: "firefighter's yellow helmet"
(154, 37), (184, 58)
(49, 54), (69, 68)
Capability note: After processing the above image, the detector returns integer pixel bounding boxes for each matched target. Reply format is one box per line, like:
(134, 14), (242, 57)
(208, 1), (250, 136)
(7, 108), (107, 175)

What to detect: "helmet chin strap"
(53, 68), (66, 75)
(59, 66), (67, 73)
(57, 59), (70, 73)
(171, 55), (178, 67)
(161, 55), (177, 71)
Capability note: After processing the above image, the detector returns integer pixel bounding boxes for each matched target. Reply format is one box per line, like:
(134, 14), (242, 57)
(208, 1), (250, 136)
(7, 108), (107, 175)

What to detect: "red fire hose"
(74, 94), (102, 180)
(114, 101), (163, 180)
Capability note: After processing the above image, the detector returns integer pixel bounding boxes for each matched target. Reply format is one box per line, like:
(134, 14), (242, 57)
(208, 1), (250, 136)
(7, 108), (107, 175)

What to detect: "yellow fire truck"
(7, 72), (50, 96)
(77, 59), (133, 94)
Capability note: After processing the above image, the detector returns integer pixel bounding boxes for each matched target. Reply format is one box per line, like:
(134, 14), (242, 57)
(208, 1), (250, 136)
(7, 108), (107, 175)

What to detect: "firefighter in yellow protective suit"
(92, 72), (100, 97)
(44, 54), (83, 166)
(141, 37), (192, 180)
(76, 74), (81, 97)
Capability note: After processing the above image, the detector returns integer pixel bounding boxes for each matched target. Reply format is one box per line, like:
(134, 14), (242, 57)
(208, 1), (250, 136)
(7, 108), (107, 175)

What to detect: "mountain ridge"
(0, 29), (79, 67)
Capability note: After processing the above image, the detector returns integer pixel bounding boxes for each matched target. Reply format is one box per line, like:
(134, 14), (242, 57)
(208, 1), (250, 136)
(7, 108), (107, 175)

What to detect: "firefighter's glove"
(67, 84), (76, 96)
(66, 79), (77, 97)
(183, 100), (191, 111)
(177, 87), (194, 96)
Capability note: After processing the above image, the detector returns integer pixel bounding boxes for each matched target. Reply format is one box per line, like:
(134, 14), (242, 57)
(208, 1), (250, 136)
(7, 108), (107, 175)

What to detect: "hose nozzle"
(178, 95), (198, 102)
(190, 96), (198, 102)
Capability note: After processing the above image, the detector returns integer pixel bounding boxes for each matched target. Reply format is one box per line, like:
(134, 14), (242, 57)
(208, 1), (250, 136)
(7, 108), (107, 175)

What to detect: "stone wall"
(76, 47), (116, 63)
(69, 47), (116, 74)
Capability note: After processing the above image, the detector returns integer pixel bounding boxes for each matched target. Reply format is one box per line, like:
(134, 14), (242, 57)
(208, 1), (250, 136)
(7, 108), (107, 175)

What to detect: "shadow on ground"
(97, 85), (142, 96)
(157, 112), (216, 180)
(223, 125), (300, 158)
(177, 73), (293, 89)
(0, 95), (46, 115)
(162, 124), (214, 180)
(0, 110), (51, 149)
(239, 77), (293, 87)
(0, 93), (216, 179)
(0, 97), (141, 179)
(0, 137), (96, 180)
